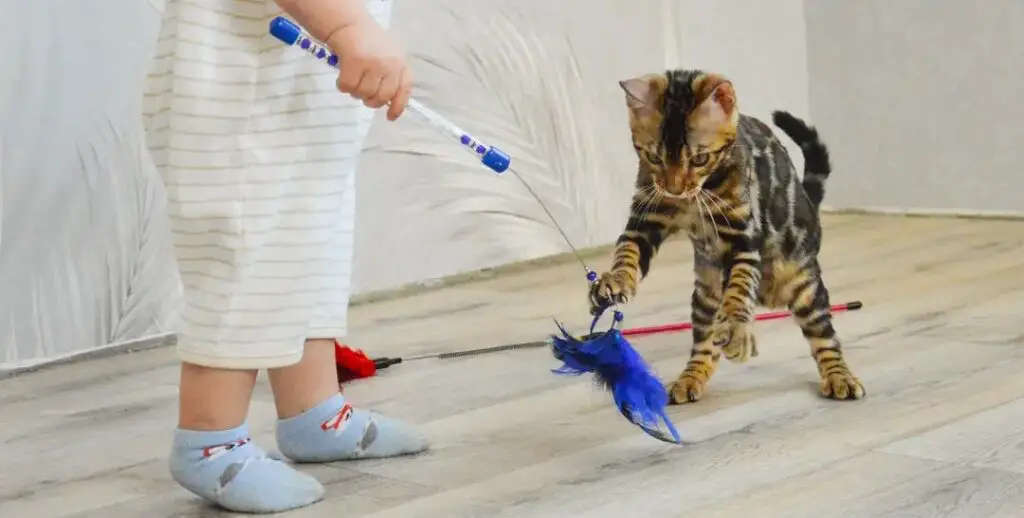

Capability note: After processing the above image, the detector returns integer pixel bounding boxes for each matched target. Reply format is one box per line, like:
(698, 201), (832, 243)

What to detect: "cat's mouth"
(656, 184), (703, 200)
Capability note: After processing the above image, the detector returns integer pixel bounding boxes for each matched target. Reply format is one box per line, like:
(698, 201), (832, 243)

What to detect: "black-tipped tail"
(772, 110), (832, 207)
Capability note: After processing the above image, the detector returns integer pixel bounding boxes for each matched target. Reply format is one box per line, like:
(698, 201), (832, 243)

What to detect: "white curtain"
(0, 0), (181, 369)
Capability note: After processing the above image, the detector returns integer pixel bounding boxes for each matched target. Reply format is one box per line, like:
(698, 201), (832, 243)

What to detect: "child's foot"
(276, 393), (428, 462)
(169, 424), (324, 513)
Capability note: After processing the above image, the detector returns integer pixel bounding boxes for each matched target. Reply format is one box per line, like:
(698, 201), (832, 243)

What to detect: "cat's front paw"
(588, 271), (636, 315)
(714, 319), (758, 363)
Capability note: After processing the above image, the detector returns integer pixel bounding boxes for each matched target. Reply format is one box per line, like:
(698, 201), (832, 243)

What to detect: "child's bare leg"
(267, 339), (340, 420)
(270, 339), (429, 462)
(178, 363), (257, 430)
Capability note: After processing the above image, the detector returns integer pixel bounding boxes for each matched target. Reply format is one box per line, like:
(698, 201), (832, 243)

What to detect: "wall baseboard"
(820, 205), (1024, 221)
(0, 333), (177, 379)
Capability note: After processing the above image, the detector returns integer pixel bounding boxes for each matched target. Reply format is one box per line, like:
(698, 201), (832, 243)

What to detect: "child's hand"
(326, 16), (411, 121)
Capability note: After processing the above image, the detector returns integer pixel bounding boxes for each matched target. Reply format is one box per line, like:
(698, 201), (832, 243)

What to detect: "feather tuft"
(550, 322), (682, 444)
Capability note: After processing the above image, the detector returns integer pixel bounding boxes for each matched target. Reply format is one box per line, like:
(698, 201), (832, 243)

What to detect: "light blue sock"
(169, 424), (324, 514)
(276, 393), (429, 463)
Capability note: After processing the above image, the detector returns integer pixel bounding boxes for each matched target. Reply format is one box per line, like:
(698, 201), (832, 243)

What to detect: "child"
(145, 0), (426, 512)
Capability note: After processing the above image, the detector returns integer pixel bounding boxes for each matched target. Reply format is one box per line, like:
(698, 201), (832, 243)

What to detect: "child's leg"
(152, 0), (410, 512)
(170, 362), (324, 514)
(267, 103), (427, 462)
(270, 339), (429, 462)
(177, 362), (257, 431)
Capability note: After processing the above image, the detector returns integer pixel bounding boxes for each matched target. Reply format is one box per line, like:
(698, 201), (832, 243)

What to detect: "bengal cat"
(589, 69), (865, 404)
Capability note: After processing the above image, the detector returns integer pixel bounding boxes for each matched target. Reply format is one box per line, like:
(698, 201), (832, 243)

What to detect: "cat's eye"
(689, 152), (710, 167)
(644, 151), (664, 166)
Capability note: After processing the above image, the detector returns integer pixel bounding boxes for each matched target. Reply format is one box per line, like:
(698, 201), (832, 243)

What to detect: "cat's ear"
(709, 80), (736, 116)
(695, 76), (737, 125)
(619, 75), (662, 118)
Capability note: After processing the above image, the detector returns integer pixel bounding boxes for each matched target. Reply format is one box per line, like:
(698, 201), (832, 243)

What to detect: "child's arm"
(273, 0), (373, 47)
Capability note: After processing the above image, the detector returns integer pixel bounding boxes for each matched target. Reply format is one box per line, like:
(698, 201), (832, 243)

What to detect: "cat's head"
(620, 69), (739, 198)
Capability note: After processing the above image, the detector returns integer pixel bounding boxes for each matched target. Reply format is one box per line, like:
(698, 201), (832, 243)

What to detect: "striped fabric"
(143, 0), (392, 369)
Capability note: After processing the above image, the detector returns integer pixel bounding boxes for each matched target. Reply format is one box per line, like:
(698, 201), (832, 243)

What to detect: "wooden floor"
(3, 214), (1024, 517)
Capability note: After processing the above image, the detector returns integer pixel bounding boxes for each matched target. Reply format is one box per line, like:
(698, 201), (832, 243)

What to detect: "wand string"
(269, 16), (616, 321)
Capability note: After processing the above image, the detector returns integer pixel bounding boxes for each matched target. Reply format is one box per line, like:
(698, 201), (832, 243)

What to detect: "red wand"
(618, 300), (862, 339)
(336, 300), (863, 382)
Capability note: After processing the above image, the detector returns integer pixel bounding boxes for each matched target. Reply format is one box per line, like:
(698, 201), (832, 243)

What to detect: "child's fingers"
(354, 70), (384, 106)
(386, 67), (411, 121)
(375, 72), (400, 111)
(336, 65), (364, 96)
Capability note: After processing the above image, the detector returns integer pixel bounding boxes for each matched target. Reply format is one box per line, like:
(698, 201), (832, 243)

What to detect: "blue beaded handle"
(268, 17), (511, 174)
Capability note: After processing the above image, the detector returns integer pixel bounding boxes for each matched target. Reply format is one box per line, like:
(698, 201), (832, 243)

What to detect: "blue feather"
(550, 321), (683, 444)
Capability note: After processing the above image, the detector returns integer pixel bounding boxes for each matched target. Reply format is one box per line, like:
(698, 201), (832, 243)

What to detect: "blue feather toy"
(269, 16), (683, 446)
(550, 289), (683, 445)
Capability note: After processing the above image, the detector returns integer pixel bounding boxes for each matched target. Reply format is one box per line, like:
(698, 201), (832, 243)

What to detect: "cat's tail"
(771, 110), (832, 208)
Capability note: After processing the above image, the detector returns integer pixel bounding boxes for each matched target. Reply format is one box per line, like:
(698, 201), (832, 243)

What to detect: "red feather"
(335, 341), (377, 383)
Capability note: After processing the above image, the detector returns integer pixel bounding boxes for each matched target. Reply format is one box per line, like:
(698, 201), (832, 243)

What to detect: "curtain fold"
(0, 0), (181, 368)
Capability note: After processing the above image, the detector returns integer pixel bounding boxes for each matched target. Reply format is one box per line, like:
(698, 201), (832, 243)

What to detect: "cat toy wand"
(369, 300), (863, 368)
(271, 17), (697, 445)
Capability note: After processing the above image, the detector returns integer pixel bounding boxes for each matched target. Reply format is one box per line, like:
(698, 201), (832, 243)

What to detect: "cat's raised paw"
(668, 375), (707, 404)
(714, 321), (758, 363)
(588, 271), (635, 315)
(820, 371), (866, 400)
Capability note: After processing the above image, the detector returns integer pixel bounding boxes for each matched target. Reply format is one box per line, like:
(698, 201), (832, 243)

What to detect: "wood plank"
(879, 397), (1024, 475)
(688, 452), (1024, 518)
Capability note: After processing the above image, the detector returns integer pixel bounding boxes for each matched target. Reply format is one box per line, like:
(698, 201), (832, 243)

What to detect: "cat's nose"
(666, 178), (687, 195)
(667, 185), (687, 196)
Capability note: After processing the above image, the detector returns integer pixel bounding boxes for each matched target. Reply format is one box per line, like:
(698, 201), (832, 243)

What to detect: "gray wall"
(804, 0), (1024, 215)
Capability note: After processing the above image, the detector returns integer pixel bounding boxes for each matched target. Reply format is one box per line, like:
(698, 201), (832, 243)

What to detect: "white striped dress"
(144, 0), (392, 369)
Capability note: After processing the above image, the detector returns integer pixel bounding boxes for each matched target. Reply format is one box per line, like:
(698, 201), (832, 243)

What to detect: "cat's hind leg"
(668, 265), (722, 404)
(786, 268), (865, 400)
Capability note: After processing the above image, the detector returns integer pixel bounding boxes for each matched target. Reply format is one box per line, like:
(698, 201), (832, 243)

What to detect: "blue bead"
(268, 17), (302, 45)
(300, 39), (311, 49)
(480, 147), (510, 173)
(316, 48), (326, 59)
(460, 135), (470, 145)
(327, 55), (338, 67)
(613, 311), (624, 322)
(586, 271), (597, 282)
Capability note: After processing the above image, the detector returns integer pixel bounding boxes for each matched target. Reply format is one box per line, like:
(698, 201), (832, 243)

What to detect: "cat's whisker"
(637, 188), (658, 222)
(698, 193), (721, 243)
(647, 190), (665, 223)
(642, 186), (666, 223)
(704, 193), (729, 217)
(702, 190), (728, 214)
(696, 199), (712, 241)
(631, 185), (653, 216)
(702, 189), (731, 213)
(689, 190), (712, 241)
